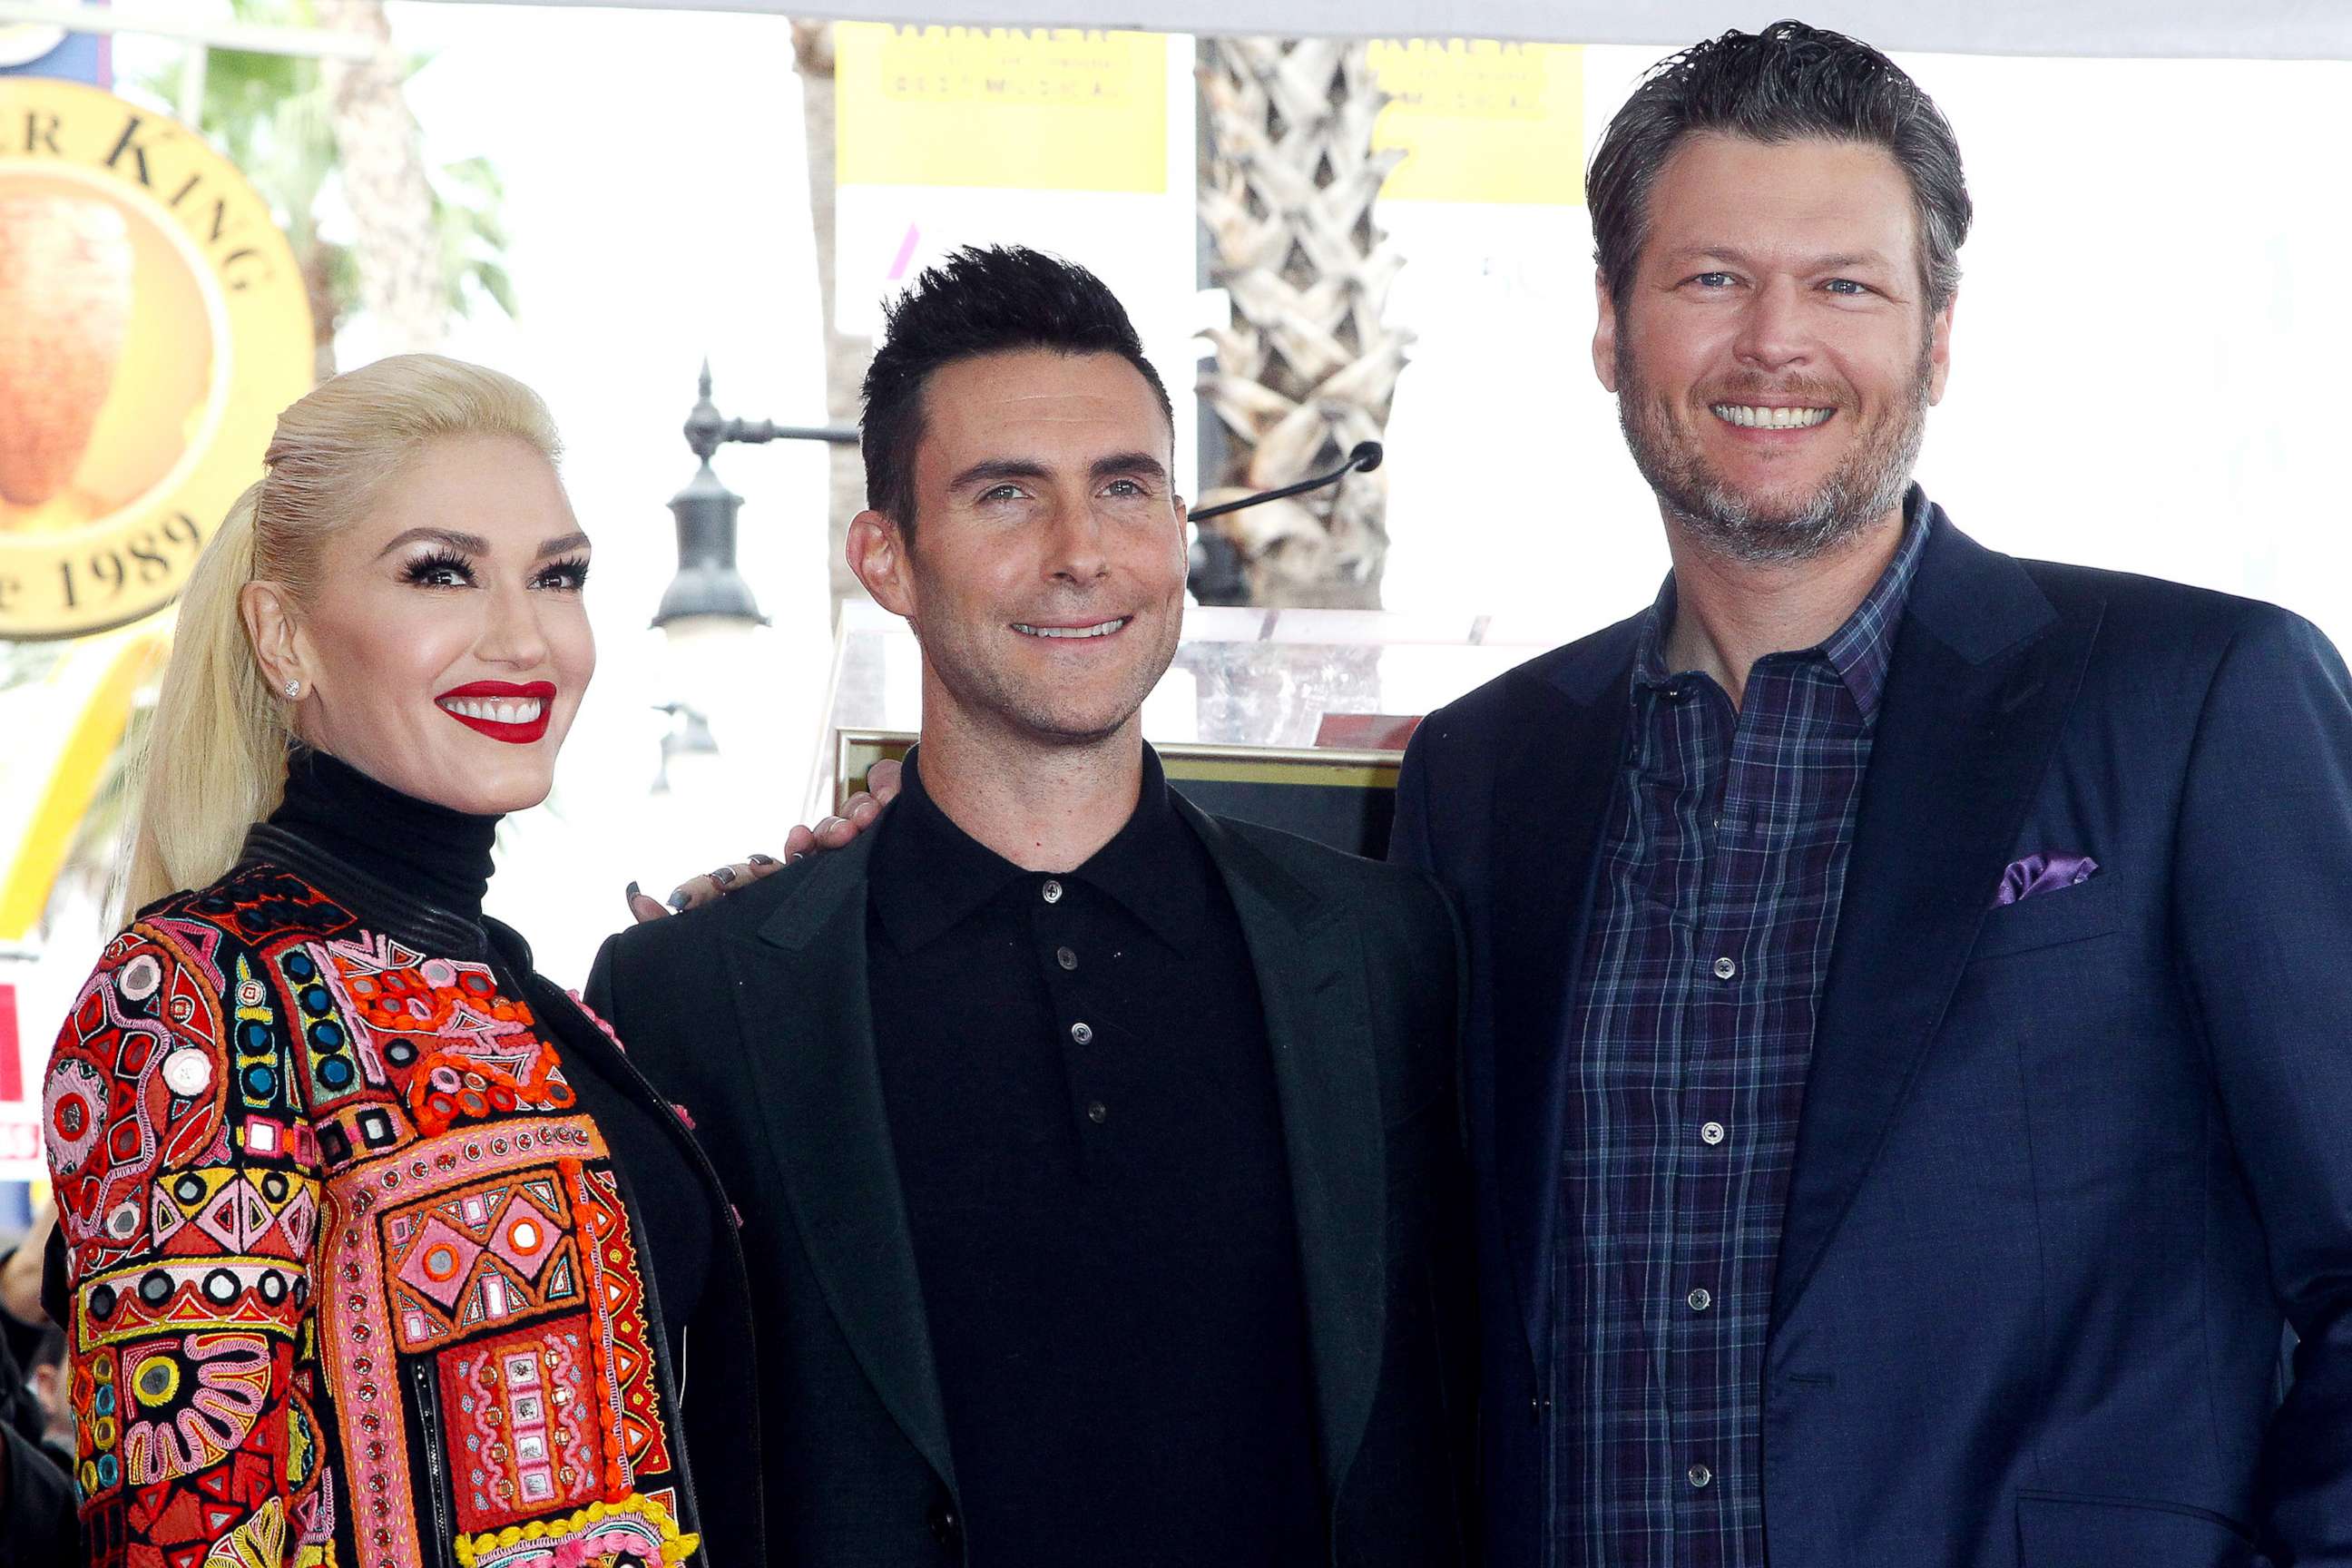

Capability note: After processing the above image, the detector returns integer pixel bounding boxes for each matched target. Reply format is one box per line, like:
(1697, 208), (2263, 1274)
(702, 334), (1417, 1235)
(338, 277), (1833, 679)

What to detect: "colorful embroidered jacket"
(43, 829), (751, 1568)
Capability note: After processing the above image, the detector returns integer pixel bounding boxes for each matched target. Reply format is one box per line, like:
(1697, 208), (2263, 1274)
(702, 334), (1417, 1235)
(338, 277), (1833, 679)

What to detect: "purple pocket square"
(1994, 852), (2099, 907)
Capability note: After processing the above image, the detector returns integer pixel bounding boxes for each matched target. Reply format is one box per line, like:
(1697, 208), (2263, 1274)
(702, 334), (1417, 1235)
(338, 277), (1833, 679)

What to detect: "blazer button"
(927, 1499), (963, 1552)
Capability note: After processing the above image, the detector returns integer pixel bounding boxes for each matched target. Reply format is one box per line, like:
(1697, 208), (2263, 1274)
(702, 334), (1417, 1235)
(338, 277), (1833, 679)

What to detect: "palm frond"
(132, 2), (519, 335)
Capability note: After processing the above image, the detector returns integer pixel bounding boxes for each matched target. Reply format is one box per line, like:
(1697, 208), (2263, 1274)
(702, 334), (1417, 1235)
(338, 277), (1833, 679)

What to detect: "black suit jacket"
(1395, 504), (2352, 1567)
(588, 791), (1478, 1567)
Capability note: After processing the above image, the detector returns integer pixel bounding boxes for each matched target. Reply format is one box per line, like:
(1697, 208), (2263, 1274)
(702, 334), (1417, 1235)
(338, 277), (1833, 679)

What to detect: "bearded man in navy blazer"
(1393, 21), (2352, 1568)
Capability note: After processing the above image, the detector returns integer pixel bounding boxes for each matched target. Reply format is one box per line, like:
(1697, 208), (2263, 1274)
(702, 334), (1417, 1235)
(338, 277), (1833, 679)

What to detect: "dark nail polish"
(711, 867), (737, 887)
(667, 890), (691, 911)
(626, 880), (642, 900)
(749, 853), (778, 867)
(787, 851), (806, 864)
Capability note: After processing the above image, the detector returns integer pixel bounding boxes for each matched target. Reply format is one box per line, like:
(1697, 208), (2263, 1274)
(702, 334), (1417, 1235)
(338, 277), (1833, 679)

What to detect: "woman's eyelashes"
(401, 549), (476, 589)
(534, 554), (591, 592)
(397, 552), (592, 592)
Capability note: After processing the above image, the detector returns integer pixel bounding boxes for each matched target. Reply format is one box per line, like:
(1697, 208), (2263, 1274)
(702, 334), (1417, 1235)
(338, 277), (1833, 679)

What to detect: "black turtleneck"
(264, 750), (713, 1371)
(273, 749), (499, 917)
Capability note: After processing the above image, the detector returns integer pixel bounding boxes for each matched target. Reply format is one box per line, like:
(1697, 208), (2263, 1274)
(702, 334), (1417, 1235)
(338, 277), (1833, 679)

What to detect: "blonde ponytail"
(119, 354), (561, 916)
(121, 484), (285, 914)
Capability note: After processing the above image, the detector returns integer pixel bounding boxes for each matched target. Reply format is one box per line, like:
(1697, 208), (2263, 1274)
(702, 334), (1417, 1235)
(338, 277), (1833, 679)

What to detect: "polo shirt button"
(1056, 946), (1077, 971)
(1041, 879), (1063, 904)
(1070, 1022), (1093, 1044)
(1689, 1463), (1713, 1489)
(1086, 1102), (1108, 1124)
(1712, 956), (1737, 980)
(1688, 1288), (1712, 1312)
(1700, 1121), (1727, 1146)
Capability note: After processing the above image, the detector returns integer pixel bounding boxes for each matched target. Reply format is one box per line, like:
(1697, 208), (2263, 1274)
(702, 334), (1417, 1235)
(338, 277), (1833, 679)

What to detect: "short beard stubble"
(1615, 329), (1935, 564)
(906, 573), (1180, 754)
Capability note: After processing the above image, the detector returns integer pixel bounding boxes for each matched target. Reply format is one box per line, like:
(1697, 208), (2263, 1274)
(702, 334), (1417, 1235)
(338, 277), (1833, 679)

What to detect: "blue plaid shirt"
(1551, 498), (1931, 1568)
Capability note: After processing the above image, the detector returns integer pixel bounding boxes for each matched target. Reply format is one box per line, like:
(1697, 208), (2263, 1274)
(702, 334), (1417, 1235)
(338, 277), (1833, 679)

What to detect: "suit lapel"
(1182, 800), (1387, 1499)
(1771, 520), (2102, 1328)
(1488, 628), (1638, 1364)
(722, 834), (957, 1489)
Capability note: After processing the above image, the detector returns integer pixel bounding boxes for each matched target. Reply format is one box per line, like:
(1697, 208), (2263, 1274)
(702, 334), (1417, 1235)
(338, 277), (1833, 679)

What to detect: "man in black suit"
(589, 246), (1475, 1567)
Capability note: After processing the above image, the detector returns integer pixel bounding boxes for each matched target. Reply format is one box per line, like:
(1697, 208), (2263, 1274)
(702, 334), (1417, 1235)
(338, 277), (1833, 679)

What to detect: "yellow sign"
(0, 625), (164, 940)
(838, 24), (1166, 194)
(0, 78), (312, 640)
(1368, 40), (1584, 206)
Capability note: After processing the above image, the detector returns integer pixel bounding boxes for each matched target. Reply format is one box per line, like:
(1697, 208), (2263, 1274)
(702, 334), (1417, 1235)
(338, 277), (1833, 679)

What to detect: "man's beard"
(1615, 335), (1932, 564)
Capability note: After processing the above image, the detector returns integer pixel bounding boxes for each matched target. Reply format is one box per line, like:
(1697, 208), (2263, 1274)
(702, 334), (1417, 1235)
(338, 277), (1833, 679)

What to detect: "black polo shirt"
(867, 747), (1324, 1566)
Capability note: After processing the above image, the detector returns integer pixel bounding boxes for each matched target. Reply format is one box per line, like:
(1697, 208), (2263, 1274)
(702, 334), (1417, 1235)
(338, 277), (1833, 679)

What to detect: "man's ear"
(1592, 269), (1621, 394)
(847, 509), (916, 621)
(1926, 288), (1957, 405)
(240, 580), (308, 698)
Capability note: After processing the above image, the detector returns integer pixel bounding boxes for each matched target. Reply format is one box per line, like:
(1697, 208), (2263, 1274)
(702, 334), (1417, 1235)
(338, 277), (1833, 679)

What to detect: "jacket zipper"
(410, 1361), (455, 1562)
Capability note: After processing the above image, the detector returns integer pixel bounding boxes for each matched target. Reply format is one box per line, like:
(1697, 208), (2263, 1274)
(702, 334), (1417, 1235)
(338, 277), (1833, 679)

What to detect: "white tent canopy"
(442, 0), (2352, 60)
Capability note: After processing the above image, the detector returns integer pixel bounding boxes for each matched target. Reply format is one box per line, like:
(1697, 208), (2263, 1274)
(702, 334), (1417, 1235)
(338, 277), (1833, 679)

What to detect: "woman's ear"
(240, 580), (309, 701)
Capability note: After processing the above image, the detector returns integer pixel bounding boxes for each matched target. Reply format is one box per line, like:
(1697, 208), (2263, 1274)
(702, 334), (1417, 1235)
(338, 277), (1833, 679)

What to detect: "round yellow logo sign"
(0, 78), (311, 640)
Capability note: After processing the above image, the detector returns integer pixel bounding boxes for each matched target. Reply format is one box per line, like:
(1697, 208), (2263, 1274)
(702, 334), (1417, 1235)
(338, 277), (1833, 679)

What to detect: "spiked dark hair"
(1587, 20), (1972, 317)
(859, 245), (1174, 537)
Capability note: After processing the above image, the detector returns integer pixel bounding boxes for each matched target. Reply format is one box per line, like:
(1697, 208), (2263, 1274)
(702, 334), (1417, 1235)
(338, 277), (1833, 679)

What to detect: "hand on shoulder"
(624, 760), (903, 922)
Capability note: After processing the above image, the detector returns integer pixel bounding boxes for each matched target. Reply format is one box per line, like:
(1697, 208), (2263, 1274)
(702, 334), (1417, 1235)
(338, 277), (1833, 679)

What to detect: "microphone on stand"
(1189, 441), (1384, 523)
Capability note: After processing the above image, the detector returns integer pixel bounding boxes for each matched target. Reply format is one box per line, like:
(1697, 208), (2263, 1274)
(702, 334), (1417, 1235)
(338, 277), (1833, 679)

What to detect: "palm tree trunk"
(793, 20), (877, 614)
(1196, 38), (1410, 609)
(301, 241), (341, 383)
(317, 0), (442, 354)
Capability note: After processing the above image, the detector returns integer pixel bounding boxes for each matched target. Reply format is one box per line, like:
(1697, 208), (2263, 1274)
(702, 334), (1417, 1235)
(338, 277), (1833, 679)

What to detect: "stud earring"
(285, 679), (301, 698)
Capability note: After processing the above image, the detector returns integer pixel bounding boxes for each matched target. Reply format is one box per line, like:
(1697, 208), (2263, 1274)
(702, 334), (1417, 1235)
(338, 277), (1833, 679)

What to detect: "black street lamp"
(649, 364), (858, 786)
(653, 362), (858, 629)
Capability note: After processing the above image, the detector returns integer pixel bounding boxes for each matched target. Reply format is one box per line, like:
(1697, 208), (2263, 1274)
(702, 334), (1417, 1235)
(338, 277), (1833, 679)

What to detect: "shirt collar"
(1634, 483), (1934, 718)
(869, 744), (1207, 955)
(1071, 747), (1209, 953)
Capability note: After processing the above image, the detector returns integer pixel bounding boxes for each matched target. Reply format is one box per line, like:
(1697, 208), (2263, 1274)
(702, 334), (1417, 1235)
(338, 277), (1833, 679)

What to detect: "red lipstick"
(434, 680), (557, 745)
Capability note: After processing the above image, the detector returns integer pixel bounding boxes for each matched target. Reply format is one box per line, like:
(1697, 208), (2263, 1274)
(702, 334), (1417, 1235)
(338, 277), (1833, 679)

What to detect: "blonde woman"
(40, 357), (755, 1568)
